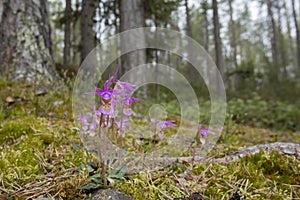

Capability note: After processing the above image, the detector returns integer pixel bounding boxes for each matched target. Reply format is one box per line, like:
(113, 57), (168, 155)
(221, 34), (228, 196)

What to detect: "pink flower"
(157, 120), (176, 131)
(77, 114), (92, 126)
(122, 97), (142, 116)
(198, 125), (213, 144)
(115, 81), (136, 93)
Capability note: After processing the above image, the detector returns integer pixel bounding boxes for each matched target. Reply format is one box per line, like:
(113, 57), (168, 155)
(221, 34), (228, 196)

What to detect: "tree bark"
(184, 0), (192, 38)
(184, 0), (197, 81)
(0, 0), (57, 83)
(291, 0), (300, 72)
(119, 0), (146, 83)
(267, 0), (279, 83)
(276, 0), (287, 77)
(284, 1), (296, 69)
(212, 0), (225, 89)
(229, 0), (237, 69)
(63, 0), (72, 70)
(80, 0), (96, 62)
(202, 1), (209, 53)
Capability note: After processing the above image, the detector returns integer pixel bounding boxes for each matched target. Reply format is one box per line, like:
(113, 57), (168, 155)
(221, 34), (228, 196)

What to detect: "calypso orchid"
(123, 97), (142, 116)
(197, 124), (212, 144)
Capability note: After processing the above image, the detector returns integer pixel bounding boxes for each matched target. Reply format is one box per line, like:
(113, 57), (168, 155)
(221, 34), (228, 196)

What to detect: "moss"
(113, 151), (300, 199)
(0, 117), (34, 144)
(1, 80), (300, 199)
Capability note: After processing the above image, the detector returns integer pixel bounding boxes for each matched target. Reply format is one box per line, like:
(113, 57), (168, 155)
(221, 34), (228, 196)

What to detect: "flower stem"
(97, 113), (107, 187)
(153, 122), (157, 168)
(120, 105), (125, 149)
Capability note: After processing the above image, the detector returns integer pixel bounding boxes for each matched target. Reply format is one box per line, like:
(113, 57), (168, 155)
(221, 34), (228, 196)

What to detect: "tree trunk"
(284, 1), (296, 69)
(276, 0), (287, 77)
(119, 0), (146, 83)
(267, 0), (279, 83)
(184, 0), (197, 81)
(80, 0), (96, 62)
(291, 0), (300, 72)
(184, 0), (192, 38)
(63, 0), (72, 70)
(202, 1), (209, 53)
(212, 0), (225, 86)
(229, 0), (237, 69)
(0, 0), (57, 83)
(72, 0), (80, 65)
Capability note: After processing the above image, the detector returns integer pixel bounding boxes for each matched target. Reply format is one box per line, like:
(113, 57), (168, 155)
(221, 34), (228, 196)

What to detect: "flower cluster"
(77, 68), (141, 138)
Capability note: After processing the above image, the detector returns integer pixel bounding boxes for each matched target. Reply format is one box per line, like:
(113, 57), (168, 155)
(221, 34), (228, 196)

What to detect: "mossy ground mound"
(0, 81), (299, 199)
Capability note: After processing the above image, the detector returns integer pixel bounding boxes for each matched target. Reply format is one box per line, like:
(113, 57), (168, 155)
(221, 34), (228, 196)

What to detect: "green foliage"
(227, 93), (300, 131)
(144, 0), (181, 26)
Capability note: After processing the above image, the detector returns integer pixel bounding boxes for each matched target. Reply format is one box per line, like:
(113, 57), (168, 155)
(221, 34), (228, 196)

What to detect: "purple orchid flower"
(123, 97), (142, 116)
(89, 117), (97, 131)
(99, 102), (115, 116)
(199, 128), (210, 137)
(93, 104), (102, 116)
(198, 125), (212, 144)
(115, 81), (136, 93)
(87, 80), (114, 101)
(77, 114), (92, 131)
(87, 80), (116, 116)
(77, 114), (92, 126)
(157, 120), (176, 131)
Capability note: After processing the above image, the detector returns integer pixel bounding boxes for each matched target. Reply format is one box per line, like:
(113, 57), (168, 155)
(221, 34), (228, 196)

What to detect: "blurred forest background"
(0, 0), (300, 129)
(1, 1), (300, 199)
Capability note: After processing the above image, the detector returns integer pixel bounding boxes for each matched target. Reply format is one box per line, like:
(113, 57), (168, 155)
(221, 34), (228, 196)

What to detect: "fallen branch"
(165, 142), (300, 164)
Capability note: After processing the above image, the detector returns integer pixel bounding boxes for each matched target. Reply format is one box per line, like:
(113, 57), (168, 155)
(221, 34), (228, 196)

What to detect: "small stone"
(6, 96), (15, 103)
(53, 100), (64, 107)
(84, 188), (133, 200)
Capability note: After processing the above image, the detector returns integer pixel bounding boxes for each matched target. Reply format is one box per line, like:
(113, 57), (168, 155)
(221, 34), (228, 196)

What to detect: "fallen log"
(165, 142), (300, 164)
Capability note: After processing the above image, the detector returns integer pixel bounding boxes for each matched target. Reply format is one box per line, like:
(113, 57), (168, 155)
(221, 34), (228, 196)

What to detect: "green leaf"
(87, 164), (95, 173)
(78, 183), (102, 190)
(72, 143), (82, 150)
(90, 174), (103, 184)
(108, 165), (127, 180)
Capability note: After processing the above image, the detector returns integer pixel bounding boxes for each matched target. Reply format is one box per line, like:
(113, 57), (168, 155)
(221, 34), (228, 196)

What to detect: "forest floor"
(0, 81), (299, 200)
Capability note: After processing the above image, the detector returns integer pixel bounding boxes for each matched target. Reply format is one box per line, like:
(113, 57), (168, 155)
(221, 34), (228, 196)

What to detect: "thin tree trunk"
(267, 0), (279, 83)
(202, 1), (211, 85)
(212, 0), (225, 86)
(113, 0), (121, 68)
(0, 1), (3, 24)
(291, 0), (300, 72)
(229, 0), (237, 68)
(284, 1), (296, 69)
(0, 0), (56, 82)
(185, 0), (192, 38)
(202, 1), (209, 53)
(276, 0), (287, 77)
(63, 0), (72, 71)
(80, 0), (96, 62)
(72, 0), (80, 65)
(184, 0), (196, 81)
